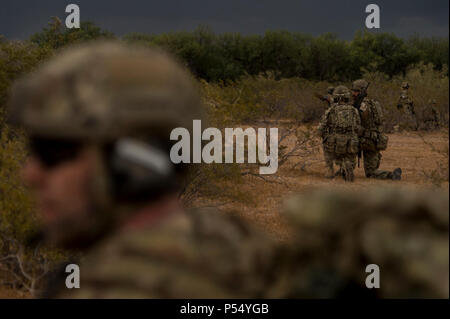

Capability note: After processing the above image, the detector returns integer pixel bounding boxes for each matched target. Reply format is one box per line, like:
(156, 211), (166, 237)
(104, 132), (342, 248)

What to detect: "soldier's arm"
(372, 100), (384, 132)
(354, 108), (363, 136)
(317, 109), (330, 138)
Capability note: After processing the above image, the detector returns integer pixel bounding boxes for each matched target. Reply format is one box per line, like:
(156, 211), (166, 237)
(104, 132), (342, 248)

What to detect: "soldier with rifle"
(351, 79), (402, 180)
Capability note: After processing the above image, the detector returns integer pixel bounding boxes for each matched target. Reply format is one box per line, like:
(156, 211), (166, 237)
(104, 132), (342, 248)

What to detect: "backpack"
(327, 104), (360, 155)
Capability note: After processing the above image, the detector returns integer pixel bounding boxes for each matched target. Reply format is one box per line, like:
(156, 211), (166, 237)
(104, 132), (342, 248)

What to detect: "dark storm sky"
(1, 0), (448, 40)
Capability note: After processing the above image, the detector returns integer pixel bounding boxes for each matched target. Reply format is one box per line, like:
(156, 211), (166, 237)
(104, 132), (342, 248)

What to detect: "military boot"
(342, 168), (354, 182)
(325, 167), (335, 179)
(392, 168), (402, 181)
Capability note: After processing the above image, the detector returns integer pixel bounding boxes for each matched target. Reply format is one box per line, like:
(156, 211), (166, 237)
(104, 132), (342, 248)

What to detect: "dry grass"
(191, 128), (449, 241)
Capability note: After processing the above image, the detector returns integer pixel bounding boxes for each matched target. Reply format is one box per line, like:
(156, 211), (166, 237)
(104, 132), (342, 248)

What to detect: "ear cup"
(108, 138), (177, 202)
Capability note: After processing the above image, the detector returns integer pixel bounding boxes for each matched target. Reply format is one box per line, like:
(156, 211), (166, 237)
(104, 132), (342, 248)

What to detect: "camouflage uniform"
(397, 82), (418, 131)
(283, 187), (449, 298)
(352, 79), (401, 180)
(421, 99), (441, 131)
(320, 86), (335, 178)
(318, 86), (361, 181)
(43, 209), (288, 298)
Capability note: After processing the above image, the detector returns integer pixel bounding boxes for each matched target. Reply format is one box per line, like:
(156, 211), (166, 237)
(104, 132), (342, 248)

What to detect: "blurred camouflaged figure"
(397, 82), (418, 131)
(421, 99), (441, 131)
(317, 86), (336, 178)
(317, 85), (361, 181)
(283, 187), (449, 298)
(351, 79), (402, 180)
(7, 42), (287, 298)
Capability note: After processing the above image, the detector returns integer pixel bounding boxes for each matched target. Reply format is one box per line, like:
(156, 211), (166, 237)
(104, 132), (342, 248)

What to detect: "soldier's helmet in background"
(351, 79), (368, 92)
(332, 85), (351, 102)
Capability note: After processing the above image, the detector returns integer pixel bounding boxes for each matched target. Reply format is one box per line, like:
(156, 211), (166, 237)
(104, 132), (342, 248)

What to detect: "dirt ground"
(0, 288), (30, 298)
(192, 129), (449, 241)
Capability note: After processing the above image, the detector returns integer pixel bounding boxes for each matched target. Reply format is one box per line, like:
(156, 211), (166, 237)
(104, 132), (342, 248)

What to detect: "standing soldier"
(421, 99), (441, 131)
(397, 82), (418, 130)
(352, 79), (402, 180)
(7, 42), (286, 298)
(317, 85), (361, 182)
(316, 86), (335, 178)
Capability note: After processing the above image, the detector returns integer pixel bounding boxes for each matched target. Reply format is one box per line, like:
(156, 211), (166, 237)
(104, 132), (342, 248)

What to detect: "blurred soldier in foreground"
(317, 86), (361, 181)
(352, 79), (402, 180)
(397, 82), (418, 131)
(7, 42), (286, 298)
(283, 187), (449, 298)
(421, 99), (441, 131)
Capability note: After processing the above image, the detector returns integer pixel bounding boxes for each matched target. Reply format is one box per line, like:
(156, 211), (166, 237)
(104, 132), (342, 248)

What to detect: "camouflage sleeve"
(371, 100), (384, 132)
(55, 211), (288, 298)
(353, 107), (363, 136)
(317, 109), (330, 138)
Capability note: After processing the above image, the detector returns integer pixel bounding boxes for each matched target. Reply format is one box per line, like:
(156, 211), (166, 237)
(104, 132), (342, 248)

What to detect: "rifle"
(314, 92), (331, 106)
(314, 92), (328, 101)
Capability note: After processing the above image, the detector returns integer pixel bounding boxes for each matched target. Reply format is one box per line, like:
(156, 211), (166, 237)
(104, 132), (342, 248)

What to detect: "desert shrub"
(361, 64), (449, 131)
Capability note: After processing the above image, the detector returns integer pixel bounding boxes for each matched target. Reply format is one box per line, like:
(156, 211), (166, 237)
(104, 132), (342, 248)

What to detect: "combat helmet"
(332, 85), (351, 103)
(8, 42), (204, 142)
(351, 79), (369, 92)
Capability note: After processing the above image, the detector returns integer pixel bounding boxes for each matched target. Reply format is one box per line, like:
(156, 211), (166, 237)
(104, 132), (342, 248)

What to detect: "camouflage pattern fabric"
(358, 98), (395, 179)
(283, 187), (449, 298)
(318, 102), (360, 181)
(421, 100), (441, 131)
(49, 209), (289, 298)
(46, 188), (449, 299)
(322, 148), (335, 178)
(362, 150), (393, 179)
(397, 89), (418, 131)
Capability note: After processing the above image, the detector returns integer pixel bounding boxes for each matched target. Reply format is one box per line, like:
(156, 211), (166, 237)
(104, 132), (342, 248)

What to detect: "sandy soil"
(192, 129), (449, 241)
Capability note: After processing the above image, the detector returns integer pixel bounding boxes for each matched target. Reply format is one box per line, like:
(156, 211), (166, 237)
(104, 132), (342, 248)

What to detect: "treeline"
(5, 18), (448, 83)
(125, 28), (449, 82)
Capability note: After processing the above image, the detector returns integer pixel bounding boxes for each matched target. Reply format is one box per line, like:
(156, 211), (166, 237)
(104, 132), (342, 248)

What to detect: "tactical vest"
(329, 104), (359, 135)
(324, 104), (360, 155)
(359, 98), (388, 151)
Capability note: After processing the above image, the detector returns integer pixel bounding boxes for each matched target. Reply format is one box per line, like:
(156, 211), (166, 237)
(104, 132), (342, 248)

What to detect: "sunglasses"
(29, 137), (83, 168)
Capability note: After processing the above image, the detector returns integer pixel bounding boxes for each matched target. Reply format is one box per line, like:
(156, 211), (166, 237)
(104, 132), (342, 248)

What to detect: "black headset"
(108, 138), (178, 202)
